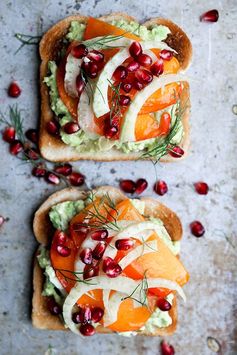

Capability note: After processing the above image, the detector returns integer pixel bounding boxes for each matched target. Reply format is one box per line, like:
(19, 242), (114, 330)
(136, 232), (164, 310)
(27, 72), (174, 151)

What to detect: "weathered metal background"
(0, 0), (236, 354)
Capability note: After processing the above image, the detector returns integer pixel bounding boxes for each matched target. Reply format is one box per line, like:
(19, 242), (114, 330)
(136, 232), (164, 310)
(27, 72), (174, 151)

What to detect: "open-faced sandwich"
(32, 186), (189, 336)
(39, 13), (192, 162)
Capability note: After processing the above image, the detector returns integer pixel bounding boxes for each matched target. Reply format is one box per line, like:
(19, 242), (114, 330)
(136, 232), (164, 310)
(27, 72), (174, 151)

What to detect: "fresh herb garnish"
(55, 268), (96, 285)
(121, 272), (149, 307)
(14, 33), (41, 54)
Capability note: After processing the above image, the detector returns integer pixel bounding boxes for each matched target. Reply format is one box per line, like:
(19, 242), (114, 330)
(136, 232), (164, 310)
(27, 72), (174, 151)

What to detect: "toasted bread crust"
(32, 186), (181, 335)
(39, 13), (191, 162)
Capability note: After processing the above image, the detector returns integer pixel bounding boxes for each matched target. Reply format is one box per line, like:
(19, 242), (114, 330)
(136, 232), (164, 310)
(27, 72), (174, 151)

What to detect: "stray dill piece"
(0, 105), (25, 143)
(14, 33), (41, 54)
(55, 268), (96, 286)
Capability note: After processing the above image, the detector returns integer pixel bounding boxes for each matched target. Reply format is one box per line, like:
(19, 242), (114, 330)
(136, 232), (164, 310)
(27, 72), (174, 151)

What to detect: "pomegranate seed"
(72, 223), (89, 235)
(76, 75), (86, 95)
(87, 50), (104, 63)
(72, 309), (84, 324)
(127, 60), (140, 72)
(32, 166), (46, 177)
(3, 126), (15, 143)
(151, 59), (164, 76)
(112, 65), (128, 81)
(91, 307), (104, 323)
(133, 79), (144, 91)
(135, 69), (153, 84)
(157, 298), (172, 311)
(154, 180), (168, 196)
(83, 265), (99, 279)
(137, 53), (152, 67)
(80, 323), (95, 336)
(90, 229), (108, 241)
(190, 221), (205, 237)
(135, 178), (148, 194)
(115, 238), (134, 251)
(45, 172), (60, 185)
(56, 245), (71, 257)
(63, 122), (80, 134)
(68, 172), (85, 186)
(119, 95), (131, 106)
(9, 140), (23, 155)
(82, 61), (98, 79)
(194, 182), (209, 195)
(104, 123), (118, 139)
(104, 261), (122, 278)
(82, 306), (92, 323)
(55, 230), (67, 246)
(46, 120), (60, 136)
(159, 50), (173, 61)
(0, 216), (5, 227)
(200, 9), (219, 23)
(129, 41), (142, 58)
(169, 146), (184, 158)
(92, 242), (106, 260)
(71, 44), (88, 58)
(102, 257), (114, 272)
(8, 82), (21, 98)
(47, 297), (61, 315)
(121, 82), (132, 93)
(80, 248), (93, 265)
(54, 163), (72, 176)
(120, 179), (136, 193)
(25, 147), (39, 160)
(160, 340), (175, 355)
(25, 128), (38, 143)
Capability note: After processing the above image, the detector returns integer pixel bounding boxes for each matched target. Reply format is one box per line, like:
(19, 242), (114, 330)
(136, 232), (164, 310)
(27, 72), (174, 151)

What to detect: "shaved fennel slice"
(64, 54), (82, 97)
(77, 90), (99, 138)
(103, 291), (125, 327)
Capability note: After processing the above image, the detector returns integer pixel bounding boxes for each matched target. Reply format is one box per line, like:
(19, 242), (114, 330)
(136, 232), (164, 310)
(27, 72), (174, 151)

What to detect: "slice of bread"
(32, 186), (182, 335)
(39, 13), (192, 162)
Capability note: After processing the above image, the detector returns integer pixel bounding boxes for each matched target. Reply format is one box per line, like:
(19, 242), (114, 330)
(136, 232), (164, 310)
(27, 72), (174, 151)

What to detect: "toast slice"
(39, 13), (192, 162)
(32, 186), (182, 335)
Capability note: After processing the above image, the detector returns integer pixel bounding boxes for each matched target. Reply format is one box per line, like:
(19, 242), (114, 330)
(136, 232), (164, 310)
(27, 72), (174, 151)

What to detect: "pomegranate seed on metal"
(56, 245), (71, 257)
(80, 248), (93, 265)
(25, 128), (38, 143)
(47, 297), (61, 315)
(32, 166), (46, 177)
(72, 309), (84, 324)
(194, 182), (209, 195)
(127, 60), (140, 72)
(9, 140), (23, 155)
(120, 179), (136, 193)
(8, 82), (21, 98)
(104, 123), (118, 139)
(129, 41), (142, 58)
(119, 95), (131, 106)
(137, 53), (152, 67)
(68, 172), (85, 186)
(121, 82), (132, 93)
(3, 127), (15, 143)
(150, 59), (164, 76)
(91, 307), (104, 323)
(76, 75), (86, 95)
(25, 147), (39, 160)
(45, 172), (60, 185)
(133, 79), (144, 91)
(104, 261), (122, 278)
(115, 238), (134, 251)
(90, 229), (108, 241)
(112, 65), (128, 81)
(83, 265), (99, 279)
(82, 61), (99, 79)
(63, 122), (80, 134)
(160, 340), (175, 355)
(200, 9), (219, 23)
(87, 50), (104, 63)
(54, 163), (72, 176)
(157, 298), (172, 311)
(159, 50), (173, 61)
(0, 216), (5, 227)
(135, 69), (153, 84)
(92, 242), (106, 260)
(135, 178), (148, 194)
(80, 323), (95, 336)
(190, 221), (205, 237)
(71, 44), (88, 58)
(154, 180), (168, 196)
(102, 257), (114, 272)
(55, 230), (67, 246)
(46, 120), (60, 136)
(169, 146), (184, 158)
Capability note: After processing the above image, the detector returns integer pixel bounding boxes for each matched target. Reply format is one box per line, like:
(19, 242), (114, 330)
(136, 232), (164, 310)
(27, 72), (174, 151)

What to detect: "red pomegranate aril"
(120, 179), (136, 193)
(76, 75), (86, 95)
(121, 82), (132, 93)
(47, 120), (59, 136)
(137, 53), (152, 67)
(55, 230), (67, 246)
(8, 82), (21, 98)
(71, 44), (88, 58)
(119, 95), (131, 106)
(151, 59), (164, 76)
(154, 180), (168, 196)
(0, 216), (5, 227)
(68, 172), (85, 186)
(194, 182), (209, 195)
(129, 41), (142, 58)
(3, 126), (15, 143)
(91, 307), (104, 323)
(82, 61), (99, 79)
(47, 297), (61, 315)
(115, 238), (134, 251)
(102, 257), (114, 272)
(135, 69), (153, 84)
(32, 166), (46, 177)
(92, 242), (106, 260)
(83, 265), (99, 279)
(72, 223), (89, 235)
(63, 122), (80, 134)
(160, 340), (175, 355)
(9, 140), (23, 155)
(54, 163), (72, 176)
(80, 248), (93, 265)
(46, 172), (60, 185)
(112, 65), (128, 81)
(169, 146), (184, 158)
(127, 60), (140, 72)
(56, 245), (71, 257)
(72, 309), (84, 324)
(90, 229), (108, 241)
(190, 221), (205, 237)
(80, 323), (95, 336)
(104, 262), (122, 278)
(200, 9), (219, 23)
(25, 128), (38, 143)
(157, 298), (172, 311)
(159, 50), (173, 61)
(135, 178), (148, 194)
(104, 123), (118, 139)
(133, 79), (144, 91)
(87, 50), (104, 63)
(82, 306), (92, 323)
(25, 147), (39, 160)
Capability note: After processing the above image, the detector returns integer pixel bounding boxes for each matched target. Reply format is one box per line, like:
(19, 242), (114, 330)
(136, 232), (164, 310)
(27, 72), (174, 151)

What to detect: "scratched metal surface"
(0, 0), (236, 354)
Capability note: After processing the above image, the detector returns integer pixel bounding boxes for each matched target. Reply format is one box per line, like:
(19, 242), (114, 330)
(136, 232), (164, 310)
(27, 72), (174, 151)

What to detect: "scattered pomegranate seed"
(9, 140), (23, 155)
(47, 297), (61, 315)
(80, 323), (95, 336)
(102, 257), (114, 272)
(104, 121), (118, 139)
(87, 50), (104, 63)
(0, 216), (5, 227)
(135, 69), (153, 84)
(25, 147), (39, 160)
(91, 307), (104, 323)
(194, 182), (209, 195)
(190, 221), (205, 237)
(54, 163), (72, 176)
(127, 60), (140, 72)
(157, 298), (172, 311)
(83, 265), (99, 279)
(115, 238), (134, 251)
(8, 82), (21, 98)
(159, 50), (173, 61)
(90, 229), (108, 241)
(200, 9), (219, 23)
(133, 79), (144, 91)
(137, 53), (152, 67)
(150, 59), (164, 76)
(135, 178), (148, 194)
(45, 172), (60, 185)
(25, 128), (38, 143)
(119, 95), (131, 106)
(154, 180), (168, 196)
(32, 166), (46, 177)
(46, 120), (60, 136)
(160, 340), (175, 355)
(169, 146), (184, 158)
(92, 242), (106, 260)
(3, 126), (15, 143)
(56, 245), (71, 257)
(129, 41), (142, 58)
(55, 230), (67, 246)
(112, 65), (128, 81)
(72, 309), (84, 324)
(121, 82), (132, 93)
(80, 248), (93, 265)
(71, 44), (88, 58)
(104, 261), (122, 278)
(68, 172), (85, 186)
(120, 179), (136, 193)
(63, 122), (80, 134)
(76, 75), (86, 95)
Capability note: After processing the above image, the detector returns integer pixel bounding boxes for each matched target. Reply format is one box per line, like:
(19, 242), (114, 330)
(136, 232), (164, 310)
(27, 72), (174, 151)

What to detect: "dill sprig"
(0, 105), (25, 143)
(108, 80), (122, 124)
(82, 34), (127, 50)
(14, 33), (41, 54)
(121, 272), (149, 307)
(55, 268), (96, 285)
